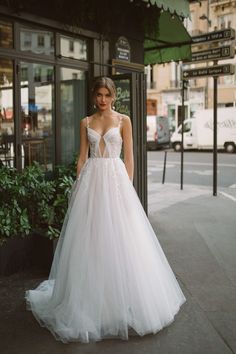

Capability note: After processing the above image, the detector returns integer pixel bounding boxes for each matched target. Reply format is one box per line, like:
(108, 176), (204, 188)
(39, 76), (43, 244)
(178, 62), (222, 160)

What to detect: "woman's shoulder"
(81, 115), (93, 127)
(117, 113), (131, 124)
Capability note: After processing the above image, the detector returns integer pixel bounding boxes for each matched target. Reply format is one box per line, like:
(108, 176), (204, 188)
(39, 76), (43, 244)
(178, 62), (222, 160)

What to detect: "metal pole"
(180, 80), (185, 190)
(213, 76), (218, 196)
(162, 150), (167, 184)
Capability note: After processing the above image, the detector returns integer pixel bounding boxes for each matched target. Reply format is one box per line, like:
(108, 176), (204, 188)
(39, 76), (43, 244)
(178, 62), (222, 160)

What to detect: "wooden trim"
(111, 59), (144, 75)
(0, 6), (100, 40)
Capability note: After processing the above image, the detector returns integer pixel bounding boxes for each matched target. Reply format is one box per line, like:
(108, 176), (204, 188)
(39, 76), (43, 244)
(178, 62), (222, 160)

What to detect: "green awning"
(143, 1), (192, 64)
(142, 0), (190, 18)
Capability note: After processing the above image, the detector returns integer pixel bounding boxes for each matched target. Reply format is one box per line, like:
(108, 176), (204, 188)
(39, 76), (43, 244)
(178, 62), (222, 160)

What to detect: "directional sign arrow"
(182, 64), (235, 79)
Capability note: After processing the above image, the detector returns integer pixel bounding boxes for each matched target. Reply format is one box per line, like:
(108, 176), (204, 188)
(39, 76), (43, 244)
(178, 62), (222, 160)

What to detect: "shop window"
(0, 59), (14, 168)
(20, 62), (54, 171)
(0, 20), (13, 48)
(60, 68), (87, 164)
(20, 26), (54, 56)
(60, 36), (87, 60)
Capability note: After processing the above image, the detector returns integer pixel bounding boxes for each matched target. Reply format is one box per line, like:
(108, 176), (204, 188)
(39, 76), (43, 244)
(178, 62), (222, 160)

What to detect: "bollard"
(162, 150), (167, 184)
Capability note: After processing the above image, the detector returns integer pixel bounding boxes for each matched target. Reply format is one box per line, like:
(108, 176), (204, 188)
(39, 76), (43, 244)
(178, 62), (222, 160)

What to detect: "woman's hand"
(122, 115), (134, 182)
(76, 118), (89, 177)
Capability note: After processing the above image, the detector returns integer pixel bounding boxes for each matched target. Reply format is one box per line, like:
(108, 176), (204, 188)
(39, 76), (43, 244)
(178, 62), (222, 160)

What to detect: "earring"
(93, 104), (96, 109)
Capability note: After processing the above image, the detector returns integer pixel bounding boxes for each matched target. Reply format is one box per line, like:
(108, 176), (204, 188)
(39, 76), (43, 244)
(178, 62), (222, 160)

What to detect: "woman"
(26, 77), (186, 344)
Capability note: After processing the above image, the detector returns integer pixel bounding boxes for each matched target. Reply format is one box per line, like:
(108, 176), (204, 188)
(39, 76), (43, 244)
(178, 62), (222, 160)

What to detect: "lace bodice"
(87, 118), (123, 158)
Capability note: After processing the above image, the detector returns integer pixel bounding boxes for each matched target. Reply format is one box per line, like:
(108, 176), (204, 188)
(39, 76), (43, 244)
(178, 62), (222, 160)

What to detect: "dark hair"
(91, 77), (116, 102)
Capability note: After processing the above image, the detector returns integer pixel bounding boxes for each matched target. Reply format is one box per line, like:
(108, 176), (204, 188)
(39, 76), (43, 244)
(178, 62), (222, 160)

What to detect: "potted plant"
(0, 161), (76, 275)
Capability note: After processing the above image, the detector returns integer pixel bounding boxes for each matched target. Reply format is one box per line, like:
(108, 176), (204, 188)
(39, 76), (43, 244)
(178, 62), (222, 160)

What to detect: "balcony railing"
(210, 0), (233, 5)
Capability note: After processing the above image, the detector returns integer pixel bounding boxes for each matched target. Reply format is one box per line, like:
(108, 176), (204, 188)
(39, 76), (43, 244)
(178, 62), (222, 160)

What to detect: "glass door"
(20, 61), (54, 170)
(0, 59), (14, 168)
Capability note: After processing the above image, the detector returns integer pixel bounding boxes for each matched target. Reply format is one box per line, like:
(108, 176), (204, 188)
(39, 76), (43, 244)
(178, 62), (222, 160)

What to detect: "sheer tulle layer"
(25, 158), (186, 343)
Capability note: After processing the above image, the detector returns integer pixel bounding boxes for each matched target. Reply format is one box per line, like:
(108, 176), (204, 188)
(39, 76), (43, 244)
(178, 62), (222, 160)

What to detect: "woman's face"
(94, 87), (114, 111)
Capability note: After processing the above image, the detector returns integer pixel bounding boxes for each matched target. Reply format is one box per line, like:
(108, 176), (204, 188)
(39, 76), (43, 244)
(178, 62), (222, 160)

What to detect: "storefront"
(0, 0), (191, 209)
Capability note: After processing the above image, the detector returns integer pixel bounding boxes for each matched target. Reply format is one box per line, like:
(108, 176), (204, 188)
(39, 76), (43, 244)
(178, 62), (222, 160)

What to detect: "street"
(148, 150), (236, 189)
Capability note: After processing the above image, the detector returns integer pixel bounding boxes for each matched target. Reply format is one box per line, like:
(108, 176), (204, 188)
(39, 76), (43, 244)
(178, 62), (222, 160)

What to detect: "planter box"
(0, 234), (53, 276)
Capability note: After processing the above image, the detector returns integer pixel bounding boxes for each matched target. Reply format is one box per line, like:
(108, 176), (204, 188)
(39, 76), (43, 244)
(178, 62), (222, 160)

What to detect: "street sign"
(190, 45), (235, 63)
(192, 28), (235, 44)
(182, 64), (235, 79)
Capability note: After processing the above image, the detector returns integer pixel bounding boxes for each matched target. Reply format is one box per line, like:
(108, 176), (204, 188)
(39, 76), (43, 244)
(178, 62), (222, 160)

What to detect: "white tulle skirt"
(25, 157), (186, 343)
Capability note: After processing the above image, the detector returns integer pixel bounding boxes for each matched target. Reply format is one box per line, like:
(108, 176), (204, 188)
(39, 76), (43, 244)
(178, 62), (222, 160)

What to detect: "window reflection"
(60, 68), (87, 164)
(20, 62), (54, 170)
(60, 36), (87, 60)
(0, 20), (13, 48)
(20, 27), (54, 56)
(0, 59), (14, 167)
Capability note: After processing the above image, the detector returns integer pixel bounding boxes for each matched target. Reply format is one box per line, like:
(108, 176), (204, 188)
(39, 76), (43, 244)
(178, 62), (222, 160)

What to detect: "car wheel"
(174, 142), (182, 152)
(225, 143), (235, 153)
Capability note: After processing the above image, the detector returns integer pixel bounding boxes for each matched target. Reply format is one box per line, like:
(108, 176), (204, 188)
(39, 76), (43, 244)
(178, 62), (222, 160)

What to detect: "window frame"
(0, 13), (93, 170)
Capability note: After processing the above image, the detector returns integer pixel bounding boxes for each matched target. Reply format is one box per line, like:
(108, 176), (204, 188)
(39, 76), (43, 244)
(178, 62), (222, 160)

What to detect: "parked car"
(146, 115), (170, 150)
(171, 107), (236, 153)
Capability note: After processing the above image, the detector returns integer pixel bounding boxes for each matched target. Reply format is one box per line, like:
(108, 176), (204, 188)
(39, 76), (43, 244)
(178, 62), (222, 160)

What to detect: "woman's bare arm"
(122, 115), (134, 182)
(76, 118), (89, 178)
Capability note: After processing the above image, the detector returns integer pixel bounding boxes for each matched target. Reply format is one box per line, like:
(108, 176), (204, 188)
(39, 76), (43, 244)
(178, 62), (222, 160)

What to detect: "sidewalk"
(1, 183), (236, 354)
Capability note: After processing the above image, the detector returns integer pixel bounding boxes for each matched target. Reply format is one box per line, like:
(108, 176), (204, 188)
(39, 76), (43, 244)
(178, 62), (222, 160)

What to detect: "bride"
(25, 76), (186, 343)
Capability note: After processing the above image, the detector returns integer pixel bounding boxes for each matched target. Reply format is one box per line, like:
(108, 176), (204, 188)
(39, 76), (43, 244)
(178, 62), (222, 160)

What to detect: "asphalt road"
(148, 150), (236, 189)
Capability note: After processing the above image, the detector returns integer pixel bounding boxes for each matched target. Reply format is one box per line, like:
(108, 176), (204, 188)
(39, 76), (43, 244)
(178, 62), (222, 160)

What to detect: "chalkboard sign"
(114, 78), (131, 117)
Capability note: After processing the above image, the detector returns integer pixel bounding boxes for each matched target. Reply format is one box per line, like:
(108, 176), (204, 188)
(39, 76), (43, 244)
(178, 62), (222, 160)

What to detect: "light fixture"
(199, 14), (211, 26)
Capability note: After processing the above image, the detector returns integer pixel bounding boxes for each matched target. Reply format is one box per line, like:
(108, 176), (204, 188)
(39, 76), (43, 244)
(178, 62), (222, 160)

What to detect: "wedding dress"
(25, 116), (186, 343)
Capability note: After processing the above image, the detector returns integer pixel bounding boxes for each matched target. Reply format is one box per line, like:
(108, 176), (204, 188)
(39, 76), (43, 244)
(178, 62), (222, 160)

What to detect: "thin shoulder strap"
(118, 115), (123, 127)
(86, 116), (89, 128)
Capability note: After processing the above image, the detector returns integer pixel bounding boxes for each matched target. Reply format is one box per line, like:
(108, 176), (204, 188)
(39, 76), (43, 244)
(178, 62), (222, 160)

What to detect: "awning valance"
(144, 4), (192, 65)
(142, 0), (190, 18)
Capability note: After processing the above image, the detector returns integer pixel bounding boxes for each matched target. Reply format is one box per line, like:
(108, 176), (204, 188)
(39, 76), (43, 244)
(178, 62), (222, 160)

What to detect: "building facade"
(0, 1), (150, 204)
(147, 0), (236, 131)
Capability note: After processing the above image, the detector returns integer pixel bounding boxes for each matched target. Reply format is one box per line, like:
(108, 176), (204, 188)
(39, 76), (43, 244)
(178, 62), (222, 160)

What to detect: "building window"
(37, 35), (45, 47)
(217, 14), (232, 30)
(69, 40), (74, 52)
(60, 36), (87, 60)
(20, 26), (54, 56)
(24, 33), (31, 47)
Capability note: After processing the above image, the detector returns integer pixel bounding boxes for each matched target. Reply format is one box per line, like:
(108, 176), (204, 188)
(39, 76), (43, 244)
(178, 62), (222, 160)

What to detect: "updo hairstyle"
(91, 77), (116, 104)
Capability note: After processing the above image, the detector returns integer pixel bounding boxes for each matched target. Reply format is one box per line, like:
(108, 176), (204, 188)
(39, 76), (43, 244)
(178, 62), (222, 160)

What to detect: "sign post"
(213, 75), (218, 196)
(180, 80), (188, 190)
(181, 28), (235, 196)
